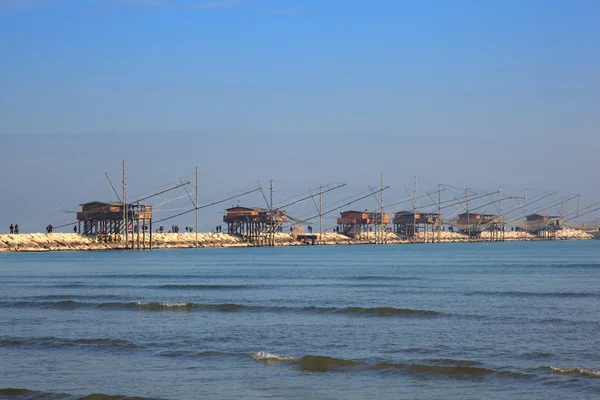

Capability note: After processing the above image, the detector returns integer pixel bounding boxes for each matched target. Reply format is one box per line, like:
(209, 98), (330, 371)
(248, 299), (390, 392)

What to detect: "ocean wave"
(0, 301), (443, 316)
(251, 351), (300, 363)
(422, 358), (482, 366)
(345, 276), (421, 281)
(332, 306), (441, 317)
(545, 366), (600, 378)
(130, 302), (197, 311)
(523, 352), (553, 359)
(85, 274), (257, 280)
(29, 295), (125, 301)
(402, 364), (494, 377)
(0, 387), (157, 399)
(298, 355), (361, 371)
(402, 347), (442, 354)
(250, 352), (359, 370)
(159, 350), (228, 359)
(85, 274), (202, 279)
(1, 300), (85, 309)
(465, 290), (598, 298)
(113, 302), (262, 312)
(249, 352), (496, 376)
(50, 283), (88, 288)
(50, 284), (131, 289)
(298, 306), (442, 317)
(0, 336), (138, 351)
(0, 388), (71, 399)
(155, 284), (250, 290)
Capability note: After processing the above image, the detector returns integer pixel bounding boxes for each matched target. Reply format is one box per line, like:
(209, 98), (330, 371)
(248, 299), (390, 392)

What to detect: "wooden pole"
(195, 165), (199, 249)
(525, 188), (528, 238)
(122, 159), (128, 250)
(380, 173), (384, 244)
(137, 200), (140, 249)
(438, 184), (441, 243)
(413, 176), (417, 243)
(270, 178), (273, 247)
(577, 195), (581, 226)
(499, 186), (503, 242)
(319, 185), (323, 245)
(466, 188), (470, 242)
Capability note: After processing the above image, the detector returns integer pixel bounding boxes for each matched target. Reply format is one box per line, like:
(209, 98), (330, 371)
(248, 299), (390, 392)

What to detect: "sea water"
(0, 241), (599, 399)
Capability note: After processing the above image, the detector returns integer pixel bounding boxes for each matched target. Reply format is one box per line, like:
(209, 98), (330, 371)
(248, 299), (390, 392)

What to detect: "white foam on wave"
(136, 302), (193, 307)
(550, 366), (600, 378)
(250, 351), (299, 363)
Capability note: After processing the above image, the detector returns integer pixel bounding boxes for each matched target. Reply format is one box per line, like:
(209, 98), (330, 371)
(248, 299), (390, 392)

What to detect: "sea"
(0, 241), (599, 400)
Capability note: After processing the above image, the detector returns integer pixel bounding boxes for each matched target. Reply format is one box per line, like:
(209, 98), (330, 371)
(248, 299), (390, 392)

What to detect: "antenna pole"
(270, 178), (274, 247)
(466, 188), (470, 242)
(499, 186), (503, 241)
(122, 160), (128, 250)
(319, 185), (323, 245)
(438, 184), (441, 243)
(525, 188), (528, 238)
(577, 194), (581, 227)
(195, 165), (199, 249)
(413, 176), (417, 243)
(380, 173), (384, 245)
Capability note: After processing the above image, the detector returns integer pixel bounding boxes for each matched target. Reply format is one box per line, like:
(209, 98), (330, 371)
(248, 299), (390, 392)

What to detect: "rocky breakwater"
(0, 229), (594, 253)
(0, 232), (253, 252)
(151, 233), (248, 249)
(0, 233), (117, 252)
(0, 232), (391, 252)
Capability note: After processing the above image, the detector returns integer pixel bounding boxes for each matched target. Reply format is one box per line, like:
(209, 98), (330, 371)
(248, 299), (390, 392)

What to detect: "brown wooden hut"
(525, 213), (563, 238)
(393, 211), (441, 240)
(223, 206), (287, 246)
(76, 201), (152, 248)
(454, 212), (500, 239)
(336, 210), (390, 237)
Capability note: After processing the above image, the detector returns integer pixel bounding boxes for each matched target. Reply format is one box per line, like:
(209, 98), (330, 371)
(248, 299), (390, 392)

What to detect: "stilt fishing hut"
(452, 212), (500, 240)
(523, 214), (563, 239)
(76, 201), (153, 249)
(223, 206), (287, 246)
(336, 210), (391, 238)
(393, 211), (441, 241)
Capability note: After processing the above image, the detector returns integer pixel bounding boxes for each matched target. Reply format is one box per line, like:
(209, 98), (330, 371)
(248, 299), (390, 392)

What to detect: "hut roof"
(80, 201), (123, 207)
(225, 206), (258, 212)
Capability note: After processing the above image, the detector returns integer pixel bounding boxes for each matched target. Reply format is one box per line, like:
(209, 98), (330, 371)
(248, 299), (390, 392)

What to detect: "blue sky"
(1, 0), (599, 232)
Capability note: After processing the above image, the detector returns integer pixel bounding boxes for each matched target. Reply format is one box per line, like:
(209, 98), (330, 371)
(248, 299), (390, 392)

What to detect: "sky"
(0, 0), (599, 232)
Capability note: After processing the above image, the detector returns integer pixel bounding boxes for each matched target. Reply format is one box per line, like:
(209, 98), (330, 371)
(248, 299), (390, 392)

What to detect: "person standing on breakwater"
(9, 224), (14, 234)
(14, 224), (19, 234)
(73, 226), (77, 233)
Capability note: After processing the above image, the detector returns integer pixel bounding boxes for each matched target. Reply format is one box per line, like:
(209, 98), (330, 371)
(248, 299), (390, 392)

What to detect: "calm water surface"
(0, 241), (599, 399)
